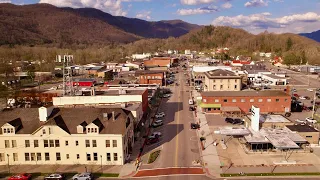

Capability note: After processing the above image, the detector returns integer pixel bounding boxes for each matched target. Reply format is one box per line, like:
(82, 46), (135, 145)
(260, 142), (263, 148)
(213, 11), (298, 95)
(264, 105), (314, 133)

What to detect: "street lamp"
(7, 154), (10, 173)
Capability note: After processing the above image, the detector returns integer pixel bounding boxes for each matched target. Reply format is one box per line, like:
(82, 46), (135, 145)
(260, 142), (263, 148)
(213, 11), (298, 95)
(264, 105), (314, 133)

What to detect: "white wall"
(53, 95), (142, 106)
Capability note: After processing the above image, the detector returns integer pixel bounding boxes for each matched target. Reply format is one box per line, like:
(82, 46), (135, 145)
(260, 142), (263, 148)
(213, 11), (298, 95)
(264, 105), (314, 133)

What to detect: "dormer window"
(42, 129), (46, 134)
(2, 128), (14, 134)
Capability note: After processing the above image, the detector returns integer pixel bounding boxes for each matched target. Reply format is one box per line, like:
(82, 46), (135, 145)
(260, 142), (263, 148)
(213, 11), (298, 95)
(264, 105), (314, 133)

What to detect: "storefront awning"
(199, 103), (221, 108)
(221, 106), (241, 112)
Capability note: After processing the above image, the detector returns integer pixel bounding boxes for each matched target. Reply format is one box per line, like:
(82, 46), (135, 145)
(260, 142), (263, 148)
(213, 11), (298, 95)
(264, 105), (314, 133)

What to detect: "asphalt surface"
(140, 71), (200, 169)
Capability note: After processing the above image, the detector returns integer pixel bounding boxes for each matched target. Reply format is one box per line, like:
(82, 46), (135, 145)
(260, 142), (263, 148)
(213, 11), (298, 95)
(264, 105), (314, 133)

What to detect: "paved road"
(139, 71), (201, 169)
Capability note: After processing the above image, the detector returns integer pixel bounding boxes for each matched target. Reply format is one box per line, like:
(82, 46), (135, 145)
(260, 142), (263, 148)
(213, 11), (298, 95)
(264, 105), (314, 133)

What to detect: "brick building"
(135, 70), (165, 86)
(200, 90), (291, 114)
(143, 57), (171, 68)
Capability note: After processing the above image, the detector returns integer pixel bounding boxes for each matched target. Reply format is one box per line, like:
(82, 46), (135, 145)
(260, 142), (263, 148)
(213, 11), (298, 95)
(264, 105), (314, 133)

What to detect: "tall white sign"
(251, 105), (260, 132)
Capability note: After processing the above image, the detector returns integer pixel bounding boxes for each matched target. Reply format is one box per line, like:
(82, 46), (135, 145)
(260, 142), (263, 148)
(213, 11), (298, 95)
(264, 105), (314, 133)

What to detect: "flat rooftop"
(219, 127), (251, 136)
(286, 124), (319, 132)
(245, 127), (307, 149)
(247, 114), (291, 123)
(102, 89), (145, 96)
(264, 74), (287, 80)
(202, 90), (290, 97)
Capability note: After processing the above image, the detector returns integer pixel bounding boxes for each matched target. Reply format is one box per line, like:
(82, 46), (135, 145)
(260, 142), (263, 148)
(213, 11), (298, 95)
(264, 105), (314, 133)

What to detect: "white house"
(132, 53), (151, 60)
(0, 107), (134, 166)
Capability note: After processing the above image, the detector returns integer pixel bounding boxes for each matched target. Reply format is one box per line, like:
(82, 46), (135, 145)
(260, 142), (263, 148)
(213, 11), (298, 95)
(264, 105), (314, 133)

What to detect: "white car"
(155, 112), (165, 118)
(306, 117), (317, 124)
(154, 119), (163, 123)
(72, 173), (92, 180)
(299, 96), (306, 100)
(163, 94), (171, 98)
(295, 119), (305, 124)
(149, 132), (162, 138)
(307, 89), (314, 92)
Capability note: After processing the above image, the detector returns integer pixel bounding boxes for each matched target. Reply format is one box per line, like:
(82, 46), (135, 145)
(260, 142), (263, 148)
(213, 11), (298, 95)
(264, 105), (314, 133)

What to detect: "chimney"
(112, 111), (115, 121)
(39, 106), (54, 122)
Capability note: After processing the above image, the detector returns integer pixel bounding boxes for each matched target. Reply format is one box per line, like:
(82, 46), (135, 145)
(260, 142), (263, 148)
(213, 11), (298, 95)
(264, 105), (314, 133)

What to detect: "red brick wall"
(144, 58), (171, 67)
(141, 89), (149, 112)
(202, 95), (291, 113)
(139, 73), (164, 85)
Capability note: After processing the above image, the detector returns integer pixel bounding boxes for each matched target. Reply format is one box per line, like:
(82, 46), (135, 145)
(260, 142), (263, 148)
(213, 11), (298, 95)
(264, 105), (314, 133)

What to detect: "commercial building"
(286, 124), (320, 145)
(203, 69), (242, 91)
(0, 107), (134, 166)
(135, 70), (165, 86)
(143, 57), (171, 68)
(200, 90), (291, 114)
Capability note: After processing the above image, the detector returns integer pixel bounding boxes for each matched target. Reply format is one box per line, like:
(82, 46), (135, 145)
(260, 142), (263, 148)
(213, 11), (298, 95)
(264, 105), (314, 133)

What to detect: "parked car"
(44, 173), (65, 180)
(189, 106), (195, 111)
(191, 123), (200, 129)
(295, 119), (305, 123)
(152, 121), (163, 128)
(162, 94), (171, 98)
(307, 88), (314, 92)
(72, 173), (93, 180)
(293, 93), (299, 97)
(299, 96), (306, 100)
(155, 112), (165, 118)
(149, 132), (162, 139)
(233, 118), (244, 125)
(8, 174), (32, 180)
(225, 118), (234, 124)
(146, 136), (159, 145)
(292, 88), (297, 92)
(306, 117), (317, 124)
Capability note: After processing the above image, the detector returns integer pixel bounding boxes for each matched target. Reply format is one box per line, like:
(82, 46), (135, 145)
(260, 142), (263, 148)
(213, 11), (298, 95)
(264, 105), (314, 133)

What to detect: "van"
(189, 99), (194, 105)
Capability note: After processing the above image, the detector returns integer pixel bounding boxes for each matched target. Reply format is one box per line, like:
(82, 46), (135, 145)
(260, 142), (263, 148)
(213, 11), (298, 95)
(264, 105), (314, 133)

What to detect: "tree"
(300, 50), (307, 65)
(284, 53), (299, 65)
(286, 37), (293, 51)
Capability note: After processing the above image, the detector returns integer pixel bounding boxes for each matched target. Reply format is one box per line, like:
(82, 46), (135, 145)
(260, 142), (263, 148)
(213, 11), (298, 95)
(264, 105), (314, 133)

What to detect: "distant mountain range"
(0, 3), (201, 46)
(299, 30), (320, 43)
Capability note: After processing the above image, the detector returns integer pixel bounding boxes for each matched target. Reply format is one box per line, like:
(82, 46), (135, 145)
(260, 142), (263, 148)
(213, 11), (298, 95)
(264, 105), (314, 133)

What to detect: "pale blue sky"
(2, 0), (320, 34)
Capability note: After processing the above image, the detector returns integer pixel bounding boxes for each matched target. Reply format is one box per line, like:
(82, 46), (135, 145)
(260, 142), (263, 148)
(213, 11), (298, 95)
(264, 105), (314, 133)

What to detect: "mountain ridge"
(299, 30), (320, 43)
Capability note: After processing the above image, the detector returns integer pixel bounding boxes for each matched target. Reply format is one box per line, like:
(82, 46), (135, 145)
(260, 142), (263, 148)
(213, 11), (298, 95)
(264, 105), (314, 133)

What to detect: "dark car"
(189, 106), (195, 111)
(191, 123), (200, 129)
(146, 137), (159, 145)
(225, 118), (234, 123)
(233, 118), (244, 125)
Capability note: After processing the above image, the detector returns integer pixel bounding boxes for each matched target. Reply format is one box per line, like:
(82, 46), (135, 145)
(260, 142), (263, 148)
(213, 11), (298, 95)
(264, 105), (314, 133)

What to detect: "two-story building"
(0, 106), (134, 166)
(135, 70), (165, 86)
(200, 90), (291, 114)
(204, 69), (242, 91)
(143, 57), (171, 68)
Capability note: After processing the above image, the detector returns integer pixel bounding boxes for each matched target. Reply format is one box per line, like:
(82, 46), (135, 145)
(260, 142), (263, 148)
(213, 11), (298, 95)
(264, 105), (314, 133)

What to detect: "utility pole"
(312, 90), (316, 119)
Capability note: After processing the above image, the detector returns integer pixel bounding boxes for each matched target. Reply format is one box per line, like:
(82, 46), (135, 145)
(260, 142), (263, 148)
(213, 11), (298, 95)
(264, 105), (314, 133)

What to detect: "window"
(207, 108), (211, 111)
(0, 153), (4, 161)
(284, 99), (288, 102)
(34, 140), (38, 147)
(213, 85), (216, 90)
(250, 99), (254, 102)
(112, 140), (117, 147)
(85, 140), (90, 147)
(241, 99), (245, 103)
(12, 140), (17, 148)
(306, 136), (313, 138)
(48, 128), (52, 134)
(86, 153), (91, 161)
(220, 85), (223, 89)
(203, 99), (207, 103)
(114, 153), (118, 161)
(5, 140), (9, 148)
(258, 99), (263, 102)
(235, 79), (237, 83)
(215, 99), (219, 103)
(93, 153), (98, 161)
(31, 153), (36, 161)
(234, 85), (237, 89)
(106, 140), (110, 147)
(213, 80), (216, 83)
(3, 129), (6, 133)
(267, 99), (272, 102)
(232, 99), (236, 103)
(56, 153), (61, 161)
(92, 140), (97, 147)
(37, 153), (41, 161)
(13, 153), (18, 161)
(76, 141), (79, 146)
(65, 141), (69, 146)
(55, 140), (60, 147)
(223, 99), (228, 102)
(25, 140), (30, 147)
(25, 153), (30, 161)
(77, 154), (80, 159)
(45, 153), (50, 161)
(42, 129), (46, 134)
(49, 140), (54, 147)
(94, 128), (97, 133)
(276, 99), (280, 102)
(66, 154), (69, 159)
(107, 153), (111, 161)
(44, 140), (49, 147)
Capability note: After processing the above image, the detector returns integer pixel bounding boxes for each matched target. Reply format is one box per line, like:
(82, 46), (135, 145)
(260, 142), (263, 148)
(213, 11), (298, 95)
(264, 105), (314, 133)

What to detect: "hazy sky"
(2, 0), (320, 34)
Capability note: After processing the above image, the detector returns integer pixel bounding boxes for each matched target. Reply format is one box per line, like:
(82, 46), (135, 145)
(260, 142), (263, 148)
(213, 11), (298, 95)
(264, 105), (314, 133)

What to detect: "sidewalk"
(192, 90), (222, 177)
